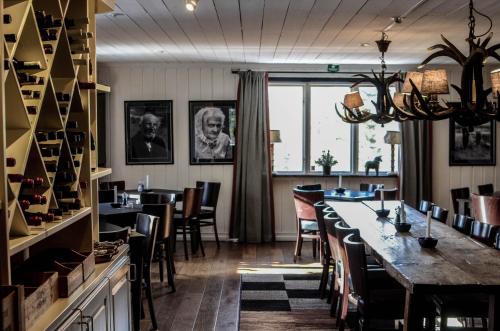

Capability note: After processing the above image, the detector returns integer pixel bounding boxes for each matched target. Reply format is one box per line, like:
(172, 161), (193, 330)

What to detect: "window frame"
(269, 77), (400, 175)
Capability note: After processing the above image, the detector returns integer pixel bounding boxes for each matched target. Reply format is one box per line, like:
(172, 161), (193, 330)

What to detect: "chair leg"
(213, 217), (220, 248)
(319, 258), (329, 299)
(165, 239), (175, 292)
(182, 224), (189, 261)
(157, 243), (164, 283)
(198, 224), (205, 257)
(440, 314), (447, 331)
(312, 239), (317, 259)
(144, 268), (158, 330)
(294, 230), (302, 262)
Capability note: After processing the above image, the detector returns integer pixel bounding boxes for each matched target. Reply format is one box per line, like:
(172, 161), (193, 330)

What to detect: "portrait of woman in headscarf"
(193, 107), (233, 160)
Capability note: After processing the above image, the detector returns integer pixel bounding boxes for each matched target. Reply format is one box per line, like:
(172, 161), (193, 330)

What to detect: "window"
(268, 81), (400, 174)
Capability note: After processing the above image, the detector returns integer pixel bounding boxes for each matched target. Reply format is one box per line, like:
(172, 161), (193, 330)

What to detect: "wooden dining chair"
(135, 213), (159, 330)
(98, 189), (115, 203)
(196, 181), (222, 248)
(140, 192), (162, 204)
(495, 233), (500, 250)
(431, 205), (449, 223)
(451, 187), (471, 215)
(296, 184), (322, 191)
(292, 188), (324, 262)
(451, 214), (473, 235)
(173, 187), (204, 260)
(418, 200), (433, 214)
(478, 183), (494, 196)
(313, 201), (336, 299)
(374, 188), (398, 200)
(324, 214), (344, 318)
(99, 226), (129, 243)
(470, 220), (500, 246)
(142, 202), (176, 292)
(343, 233), (407, 331)
(100, 180), (126, 191)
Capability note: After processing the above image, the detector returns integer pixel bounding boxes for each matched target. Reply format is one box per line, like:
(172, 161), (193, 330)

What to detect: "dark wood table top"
(123, 188), (184, 201)
(328, 200), (500, 293)
(324, 189), (375, 201)
(99, 202), (143, 217)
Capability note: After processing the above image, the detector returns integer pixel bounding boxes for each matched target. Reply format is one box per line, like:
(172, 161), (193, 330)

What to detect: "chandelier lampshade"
(421, 69), (449, 95)
(344, 91), (364, 109)
(492, 69), (500, 98)
(402, 71), (423, 94)
(393, 92), (406, 109)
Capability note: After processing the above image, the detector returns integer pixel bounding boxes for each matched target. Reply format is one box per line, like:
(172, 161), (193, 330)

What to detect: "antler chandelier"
(395, 0), (500, 128)
(336, 32), (406, 126)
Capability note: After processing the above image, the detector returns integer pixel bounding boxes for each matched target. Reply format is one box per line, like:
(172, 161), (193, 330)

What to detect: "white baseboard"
(176, 233), (297, 242)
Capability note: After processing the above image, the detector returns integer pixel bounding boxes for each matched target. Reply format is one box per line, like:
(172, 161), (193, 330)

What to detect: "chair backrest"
(293, 188), (324, 221)
(182, 187), (204, 219)
(334, 221), (360, 275)
(471, 193), (500, 225)
(478, 184), (494, 196)
(141, 193), (162, 204)
(196, 181), (221, 209)
(98, 189), (115, 203)
(135, 213), (159, 265)
(495, 233), (500, 250)
(450, 187), (470, 214)
(99, 226), (129, 243)
(452, 214), (473, 234)
(418, 200), (433, 214)
(374, 188), (398, 201)
(313, 202), (329, 243)
(296, 184), (321, 191)
(324, 213), (343, 261)
(100, 180), (126, 191)
(470, 220), (500, 246)
(142, 202), (175, 241)
(360, 183), (383, 192)
(343, 232), (368, 300)
(431, 205), (449, 223)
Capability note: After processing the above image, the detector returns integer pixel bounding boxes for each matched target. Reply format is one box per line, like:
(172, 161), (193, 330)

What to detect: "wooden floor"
(141, 241), (335, 331)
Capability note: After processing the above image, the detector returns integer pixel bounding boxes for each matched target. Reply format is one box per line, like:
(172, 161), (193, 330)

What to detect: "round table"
(324, 189), (375, 201)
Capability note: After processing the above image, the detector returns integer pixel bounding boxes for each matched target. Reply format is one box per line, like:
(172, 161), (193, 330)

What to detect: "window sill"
(272, 172), (398, 178)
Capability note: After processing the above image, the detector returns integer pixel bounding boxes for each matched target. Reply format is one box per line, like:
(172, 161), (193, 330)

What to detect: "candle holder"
(335, 187), (346, 194)
(418, 237), (438, 248)
(375, 209), (390, 218)
(395, 222), (411, 232)
(110, 202), (121, 208)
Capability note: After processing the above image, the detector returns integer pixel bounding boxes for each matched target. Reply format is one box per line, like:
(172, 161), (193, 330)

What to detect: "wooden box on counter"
(0, 286), (24, 331)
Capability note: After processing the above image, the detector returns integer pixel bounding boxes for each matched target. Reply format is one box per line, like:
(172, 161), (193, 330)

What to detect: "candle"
(113, 185), (118, 203)
(338, 175), (342, 188)
(426, 210), (432, 237)
(381, 190), (385, 210)
(145, 175), (149, 190)
(400, 199), (405, 223)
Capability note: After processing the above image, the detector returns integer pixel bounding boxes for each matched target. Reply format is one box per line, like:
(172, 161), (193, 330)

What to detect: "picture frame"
(189, 100), (237, 165)
(449, 119), (496, 166)
(125, 100), (174, 165)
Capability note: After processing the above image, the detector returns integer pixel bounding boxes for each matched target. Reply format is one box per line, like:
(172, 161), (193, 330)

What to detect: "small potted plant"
(315, 150), (338, 176)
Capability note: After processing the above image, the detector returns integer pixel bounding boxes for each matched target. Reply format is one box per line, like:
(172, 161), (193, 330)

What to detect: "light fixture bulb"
(186, 0), (198, 11)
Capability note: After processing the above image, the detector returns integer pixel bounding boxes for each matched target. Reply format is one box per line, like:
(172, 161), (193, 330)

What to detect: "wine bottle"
(73, 160), (80, 167)
(5, 34), (16, 43)
(8, 174), (23, 182)
(90, 134), (96, 151)
(20, 177), (43, 188)
(19, 199), (30, 210)
(19, 194), (47, 205)
(4, 14), (12, 24)
(36, 132), (48, 142)
(78, 81), (96, 90)
(53, 185), (71, 193)
(6, 157), (16, 167)
(22, 90), (41, 99)
(66, 28), (83, 37)
(67, 121), (78, 129)
(41, 146), (60, 157)
(26, 215), (43, 226)
(59, 106), (68, 115)
(13, 59), (42, 70)
(26, 106), (37, 115)
(70, 146), (83, 155)
(59, 199), (81, 210)
(71, 47), (90, 55)
(57, 160), (73, 170)
(25, 212), (55, 222)
(44, 44), (53, 54)
(45, 162), (57, 172)
(40, 29), (57, 41)
(56, 92), (70, 101)
(54, 190), (78, 199)
(57, 197), (79, 204)
(67, 131), (85, 143)
(55, 171), (75, 182)
(49, 208), (63, 217)
(65, 17), (89, 27)
(4, 60), (9, 70)
(73, 59), (87, 66)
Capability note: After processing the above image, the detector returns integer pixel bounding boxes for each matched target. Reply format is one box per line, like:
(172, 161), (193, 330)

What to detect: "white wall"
(98, 61), (500, 238)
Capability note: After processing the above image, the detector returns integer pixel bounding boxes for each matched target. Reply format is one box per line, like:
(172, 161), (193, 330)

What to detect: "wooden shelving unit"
(0, 0), (116, 329)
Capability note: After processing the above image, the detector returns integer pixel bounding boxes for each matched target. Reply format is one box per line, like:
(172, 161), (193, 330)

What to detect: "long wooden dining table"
(327, 200), (500, 331)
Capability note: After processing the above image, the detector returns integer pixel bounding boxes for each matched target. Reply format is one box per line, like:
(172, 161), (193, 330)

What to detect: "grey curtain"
(401, 120), (433, 208)
(230, 71), (274, 243)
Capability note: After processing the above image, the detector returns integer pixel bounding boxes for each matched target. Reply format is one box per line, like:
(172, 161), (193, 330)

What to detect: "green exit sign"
(327, 64), (340, 72)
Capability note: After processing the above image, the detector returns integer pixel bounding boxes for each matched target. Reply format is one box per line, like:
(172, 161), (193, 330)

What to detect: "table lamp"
(270, 130), (282, 172)
(384, 130), (401, 174)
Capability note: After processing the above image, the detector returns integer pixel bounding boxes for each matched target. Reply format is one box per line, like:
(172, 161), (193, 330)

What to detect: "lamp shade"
(344, 91), (364, 109)
(402, 71), (423, 93)
(270, 130), (282, 143)
(384, 130), (401, 145)
(421, 69), (449, 95)
(491, 69), (500, 98)
(393, 92), (406, 109)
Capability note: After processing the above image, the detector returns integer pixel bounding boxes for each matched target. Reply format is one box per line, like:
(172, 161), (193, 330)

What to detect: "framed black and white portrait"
(125, 100), (174, 165)
(189, 100), (237, 165)
(449, 119), (496, 166)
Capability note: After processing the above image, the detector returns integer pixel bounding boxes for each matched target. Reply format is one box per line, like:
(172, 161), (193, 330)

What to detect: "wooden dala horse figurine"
(365, 156), (382, 176)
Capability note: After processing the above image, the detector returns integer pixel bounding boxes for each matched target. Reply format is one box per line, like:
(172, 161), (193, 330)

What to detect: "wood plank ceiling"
(96, 0), (500, 64)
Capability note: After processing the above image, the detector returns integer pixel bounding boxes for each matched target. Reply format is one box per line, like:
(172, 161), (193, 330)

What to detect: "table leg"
(404, 290), (423, 331)
(489, 293), (500, 331)
(129, 235), (144, 331)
